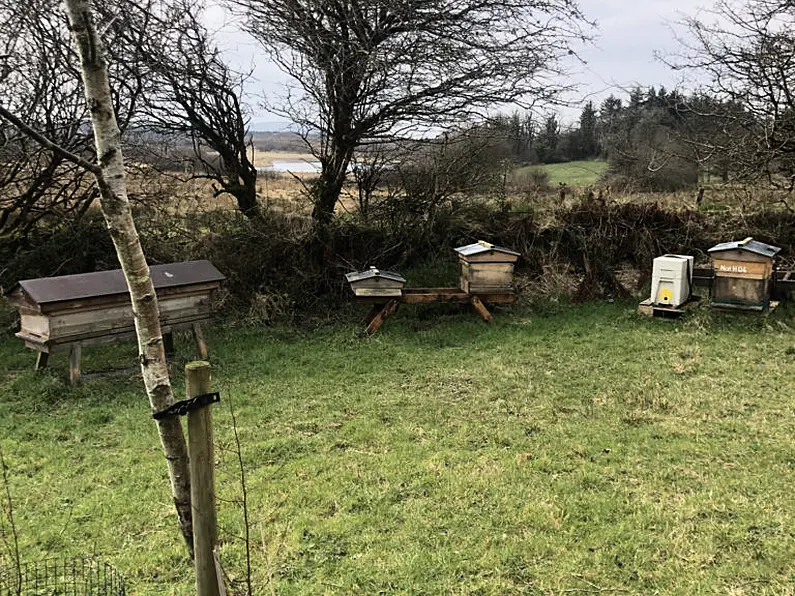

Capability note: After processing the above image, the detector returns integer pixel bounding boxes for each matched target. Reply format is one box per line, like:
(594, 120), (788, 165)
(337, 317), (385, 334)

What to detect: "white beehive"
(650, 255), (694, 307)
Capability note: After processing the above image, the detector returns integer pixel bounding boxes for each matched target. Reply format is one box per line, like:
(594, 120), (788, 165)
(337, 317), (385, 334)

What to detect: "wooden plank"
(710, 249), (771, 263)
(712, 277), (768, 306)
(710, 301), (765, 312)
(349, 279), (404, 290)
(46, 295), (211, 341)
(352, 287), (403, 298)
(459, 263), (470, 293)
(193, 323), (208, 359)
(37, 282), (221, 315)
(364, 300), (399, 335)
(472, 293), (517, 304)
(470, 296), (493, 322)
(35, 352), (49, 371)
(637, 299), (653, 317)
(19, 320), (203, 353)
(18, 313), (50, 339)
(69, 344), (82, 386)
(713, 259), (770, 280)
(363, 304), (386, 326)
(462, 261), (514, 293)
(22, 312), (210, 348)
(467, 286), (515, 294)
(637, 297), (700, 318)
(457, 253), (519, 264)
(402, 288), (470, 304)
(469, 263), (513, 278)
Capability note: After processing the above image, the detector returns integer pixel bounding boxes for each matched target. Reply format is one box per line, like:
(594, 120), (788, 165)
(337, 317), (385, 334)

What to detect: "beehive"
(7, 260), (225, 354)
(345, 267), (406, 298)
(651, 254), (693, 307)
(454, 241), (520, 294)
(707, 237), (779, 310)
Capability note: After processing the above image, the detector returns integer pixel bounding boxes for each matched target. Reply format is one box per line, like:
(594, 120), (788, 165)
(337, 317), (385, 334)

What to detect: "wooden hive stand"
(6, 260), (225, 385)
(346, 241), (520, 335)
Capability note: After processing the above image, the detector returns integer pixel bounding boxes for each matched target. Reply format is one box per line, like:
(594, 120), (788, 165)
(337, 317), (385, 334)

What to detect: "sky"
(206, 0), (713, 130)
(570, 0), (709, 110)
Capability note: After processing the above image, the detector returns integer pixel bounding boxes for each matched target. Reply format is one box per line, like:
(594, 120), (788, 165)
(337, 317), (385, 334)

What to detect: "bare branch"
(0, 103), (100, 174)
(226, 0), (593, 224)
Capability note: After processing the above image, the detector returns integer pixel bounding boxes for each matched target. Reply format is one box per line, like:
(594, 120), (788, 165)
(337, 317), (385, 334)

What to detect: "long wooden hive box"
(708, 237), (780, 310)
(454, 241), (520, 294)
(7, 260), (225, 353)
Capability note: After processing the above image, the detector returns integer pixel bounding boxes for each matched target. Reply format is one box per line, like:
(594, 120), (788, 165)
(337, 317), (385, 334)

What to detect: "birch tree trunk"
(62, 0), (193, 552)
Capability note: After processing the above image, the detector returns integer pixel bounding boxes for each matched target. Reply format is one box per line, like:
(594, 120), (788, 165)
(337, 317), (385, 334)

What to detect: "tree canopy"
(228, 0), (592, 223)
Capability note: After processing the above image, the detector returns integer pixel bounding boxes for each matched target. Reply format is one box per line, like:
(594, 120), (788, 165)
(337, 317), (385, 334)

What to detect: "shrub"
(0, 211), (118, 294)
(510, 167), (551, 196)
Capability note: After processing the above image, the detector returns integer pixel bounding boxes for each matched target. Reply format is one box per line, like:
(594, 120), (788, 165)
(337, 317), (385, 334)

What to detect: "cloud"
(206, 0), (712, 127)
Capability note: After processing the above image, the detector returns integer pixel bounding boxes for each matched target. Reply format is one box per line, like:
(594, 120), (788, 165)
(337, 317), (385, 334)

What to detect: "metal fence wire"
(0, 557), (125, 596)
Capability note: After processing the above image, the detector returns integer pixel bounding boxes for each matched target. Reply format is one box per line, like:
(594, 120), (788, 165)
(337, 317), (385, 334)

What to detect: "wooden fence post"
(186, 361), (220, 596)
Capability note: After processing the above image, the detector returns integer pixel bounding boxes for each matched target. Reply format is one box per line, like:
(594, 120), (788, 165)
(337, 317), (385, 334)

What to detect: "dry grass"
(251, 149), (317, 168)
(126, 153), (795, 224)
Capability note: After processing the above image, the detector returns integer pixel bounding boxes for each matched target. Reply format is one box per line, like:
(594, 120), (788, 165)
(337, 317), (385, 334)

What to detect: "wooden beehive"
(345, 267), (406, 298)
(708, 237), (780, 310)
(454, 241), (520, 294)
(7, 260), (225, 355)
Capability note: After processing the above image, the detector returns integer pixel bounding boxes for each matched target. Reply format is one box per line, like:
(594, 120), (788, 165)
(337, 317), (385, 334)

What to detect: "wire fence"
(0, 557), (125, 596)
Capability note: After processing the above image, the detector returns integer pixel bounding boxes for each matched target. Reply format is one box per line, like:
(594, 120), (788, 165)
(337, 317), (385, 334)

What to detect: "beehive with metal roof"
(345, 267), (406, 298)
(707, 237), (780, 310)
(6, 260), (225, 382)
(454, 241), (520, 294)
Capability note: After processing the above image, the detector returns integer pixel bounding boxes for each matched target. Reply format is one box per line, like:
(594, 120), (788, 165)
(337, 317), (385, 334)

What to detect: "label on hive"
(713, 259), (769, 280)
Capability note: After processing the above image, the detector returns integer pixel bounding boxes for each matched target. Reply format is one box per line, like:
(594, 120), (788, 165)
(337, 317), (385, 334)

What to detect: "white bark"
(62, 0), (194, 551)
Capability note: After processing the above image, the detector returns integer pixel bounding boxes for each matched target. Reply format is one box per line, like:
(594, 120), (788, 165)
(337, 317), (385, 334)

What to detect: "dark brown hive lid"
(13, 260), (225, 305)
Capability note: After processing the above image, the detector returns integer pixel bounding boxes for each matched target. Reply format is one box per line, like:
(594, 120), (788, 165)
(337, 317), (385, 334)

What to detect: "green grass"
(517, 160), (609, 187)
(3, 301), (795, 594)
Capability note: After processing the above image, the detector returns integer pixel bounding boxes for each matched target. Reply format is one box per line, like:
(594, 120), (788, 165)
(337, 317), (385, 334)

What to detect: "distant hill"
(248, 119), (295, 132)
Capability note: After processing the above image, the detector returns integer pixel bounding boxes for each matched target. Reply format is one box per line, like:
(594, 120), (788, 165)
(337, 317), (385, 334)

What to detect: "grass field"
(516, 160), (610, 187)
(2, 300), (795, 594)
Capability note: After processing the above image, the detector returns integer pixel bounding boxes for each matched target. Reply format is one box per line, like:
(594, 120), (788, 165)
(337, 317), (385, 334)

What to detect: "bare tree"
(107, 0), (261, 218)
(0, 0), (194, 551)
(227, 0), (592, 225)
(0, 0), (259, 241)
(0, 0), (96, 237)
(673, 0), (795, 187)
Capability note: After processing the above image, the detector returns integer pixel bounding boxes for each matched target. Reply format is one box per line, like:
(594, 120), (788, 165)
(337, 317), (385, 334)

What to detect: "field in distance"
(517, 160), (610, 186)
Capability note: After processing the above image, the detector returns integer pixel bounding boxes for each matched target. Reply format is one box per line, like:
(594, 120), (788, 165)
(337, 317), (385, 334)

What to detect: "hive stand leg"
(163, 331), (176, 361)
(69, 344), (82, 386)
(35, 352), (49, 371)
(470, 296), (494, 322)
(192, 323), (208, 359)
(363, 303), (386, 326)
(364, 299), (400, 336)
